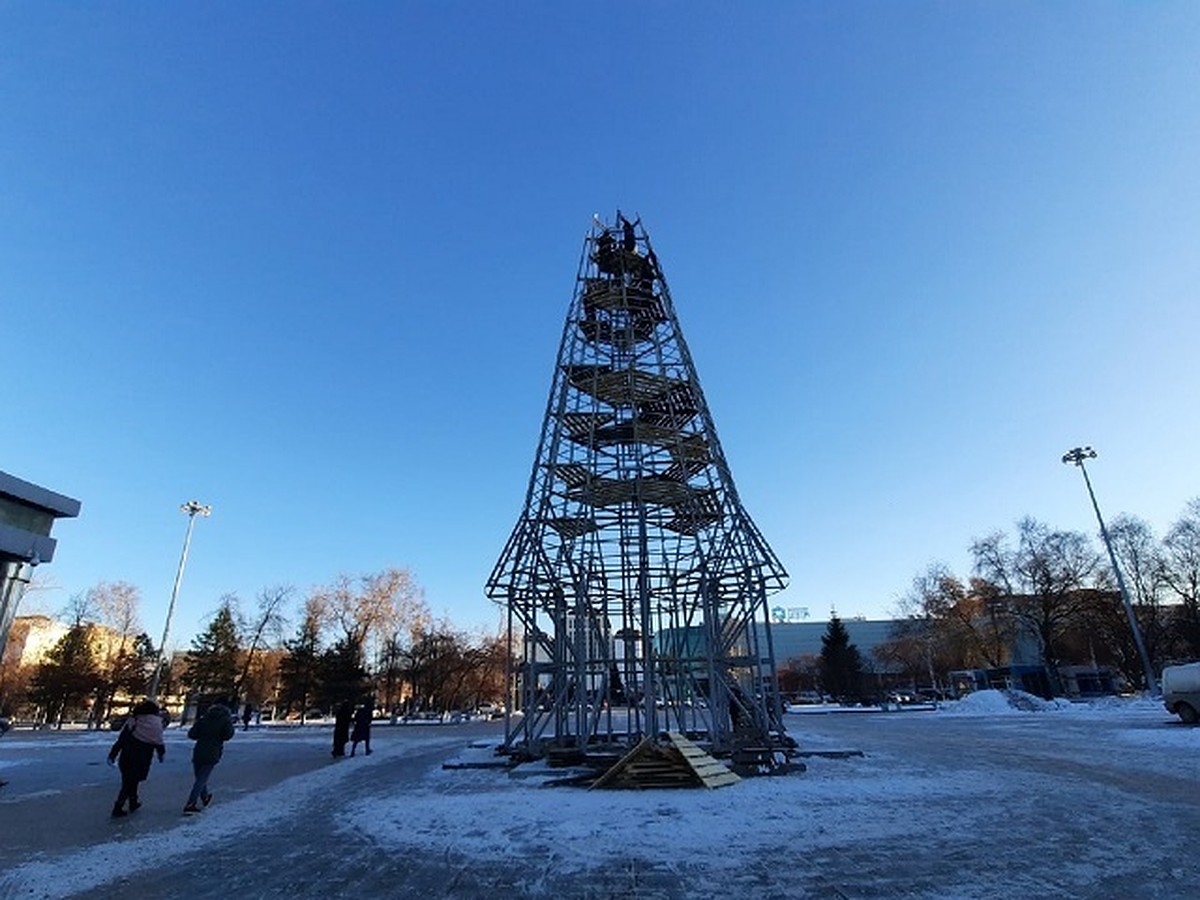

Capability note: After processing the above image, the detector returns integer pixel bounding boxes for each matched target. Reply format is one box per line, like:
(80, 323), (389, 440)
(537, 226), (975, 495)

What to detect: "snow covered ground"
(1, 692), (1196, 899)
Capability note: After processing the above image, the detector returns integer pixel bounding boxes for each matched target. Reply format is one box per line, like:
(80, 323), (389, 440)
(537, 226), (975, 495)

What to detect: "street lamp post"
(147, 500), (211, 702)
(1061, 447), (1158, 696)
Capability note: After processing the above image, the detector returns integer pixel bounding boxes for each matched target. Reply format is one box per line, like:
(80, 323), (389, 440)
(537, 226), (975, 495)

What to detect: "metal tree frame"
(487, 214), (791, 769)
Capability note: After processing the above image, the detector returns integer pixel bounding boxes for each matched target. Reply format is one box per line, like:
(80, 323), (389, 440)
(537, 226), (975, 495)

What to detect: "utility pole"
(1061, 447), (1157, 696)
(148, 500), (211, 702)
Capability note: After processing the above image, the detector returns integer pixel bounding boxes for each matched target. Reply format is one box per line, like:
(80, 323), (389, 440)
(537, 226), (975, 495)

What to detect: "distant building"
(762, 619), (903, 671)
(0, 470), (81, 661)
(1, 614), (70, 669)
(2, 614), (140, 676)
(763, 618), (1119, 699)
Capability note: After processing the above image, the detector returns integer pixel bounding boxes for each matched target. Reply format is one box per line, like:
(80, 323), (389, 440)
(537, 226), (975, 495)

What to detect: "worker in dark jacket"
(107, 699), (166, 818)
(350, 703), (373, 757)
(331, 701), (352, 758)
(183, 703), (235, 814)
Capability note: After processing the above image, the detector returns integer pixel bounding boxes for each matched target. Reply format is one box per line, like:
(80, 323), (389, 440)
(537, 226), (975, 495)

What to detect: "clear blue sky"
(4, 4), (1198, 649)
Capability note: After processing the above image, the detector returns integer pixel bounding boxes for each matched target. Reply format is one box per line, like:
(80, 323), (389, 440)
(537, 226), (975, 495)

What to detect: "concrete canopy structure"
(0, 471), (81, 662)
(487, 214), (792, 772)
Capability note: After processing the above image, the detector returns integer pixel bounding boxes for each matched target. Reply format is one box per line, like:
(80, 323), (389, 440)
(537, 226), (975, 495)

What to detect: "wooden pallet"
(666, 732), (742, 789)
(588, 733), (741, 790)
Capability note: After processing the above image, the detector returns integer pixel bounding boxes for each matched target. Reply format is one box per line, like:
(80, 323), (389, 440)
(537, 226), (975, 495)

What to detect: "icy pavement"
(1, 694), (1197, 899)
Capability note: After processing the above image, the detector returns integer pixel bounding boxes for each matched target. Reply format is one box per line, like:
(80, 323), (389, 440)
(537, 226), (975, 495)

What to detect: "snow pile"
(940, 689), (1071, 716)
(1085, 694), (1162, 713)
(1005, 690), (1074, 712)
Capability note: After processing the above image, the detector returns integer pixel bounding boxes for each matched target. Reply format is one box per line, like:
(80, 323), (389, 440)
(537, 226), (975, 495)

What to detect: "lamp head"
(1061, 446), (1097, 466)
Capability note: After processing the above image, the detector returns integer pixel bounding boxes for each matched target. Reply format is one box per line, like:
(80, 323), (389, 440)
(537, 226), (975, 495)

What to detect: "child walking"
(183, 703), (235, 814)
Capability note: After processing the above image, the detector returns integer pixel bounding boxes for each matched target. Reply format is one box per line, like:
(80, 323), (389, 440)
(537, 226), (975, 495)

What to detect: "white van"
(1161, 662), (1200, 724)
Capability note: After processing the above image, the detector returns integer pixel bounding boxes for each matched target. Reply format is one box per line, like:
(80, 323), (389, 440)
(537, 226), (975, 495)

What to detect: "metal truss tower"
(487, 214), (791, 770)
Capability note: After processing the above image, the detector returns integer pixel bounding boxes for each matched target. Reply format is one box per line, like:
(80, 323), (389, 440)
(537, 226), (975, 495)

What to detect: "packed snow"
(1, 692), (1195, 899)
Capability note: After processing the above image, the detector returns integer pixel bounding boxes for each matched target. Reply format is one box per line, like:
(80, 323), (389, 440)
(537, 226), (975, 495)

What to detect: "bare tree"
(1066, 588), (1144, 687)
(87, 581), (144, 726)
(234, 585), (291, 704)
(459, 632), (507, 710)
(240, 647), (285, 713)
(370, 570), (429, 715)
(13, 570), (60, 617)
(1105, 514), (1171, 671)
(972, 518), (1103, 672)
(893, 563), (1012, 674)
(89, 582), (141, 644)
(404, 623), (480, 714)
(1162, 498), (1200, 658)
(313, 568), (428, 677)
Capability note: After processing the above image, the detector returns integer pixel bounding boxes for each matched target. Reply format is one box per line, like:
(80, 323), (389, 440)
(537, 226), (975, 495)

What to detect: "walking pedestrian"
(1, 713), (9, 786)
(350, 703), (373, 757)
(183, 703), (235, 814)
(331, 700), (352, 758)
(107, 699), (166, 818)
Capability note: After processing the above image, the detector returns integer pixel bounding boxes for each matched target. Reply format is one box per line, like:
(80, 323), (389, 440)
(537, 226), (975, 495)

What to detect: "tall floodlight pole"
(1061, 447), (1158, 695)
(148, 500), (211, 702)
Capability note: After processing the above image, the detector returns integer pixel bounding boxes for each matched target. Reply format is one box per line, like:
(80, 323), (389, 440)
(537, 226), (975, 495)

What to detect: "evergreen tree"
(819, 614), (865, 703)
(315, 637), (367, 710)
(278, 615), (323, 720)
(30, 624), (101, 727)
(184, 601), (242, 701)
(109, 633), (158, 701)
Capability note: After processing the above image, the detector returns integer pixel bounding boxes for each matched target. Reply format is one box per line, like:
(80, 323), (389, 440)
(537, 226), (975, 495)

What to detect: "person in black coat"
(331, 701), (352, 758)
(107, 699), (166, 818)
(350, 704), (372, 757)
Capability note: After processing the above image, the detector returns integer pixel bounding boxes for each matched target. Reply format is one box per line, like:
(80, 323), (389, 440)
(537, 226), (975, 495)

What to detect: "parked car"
(1162, 662), (1200, 724)
(783, 693), (827, 713)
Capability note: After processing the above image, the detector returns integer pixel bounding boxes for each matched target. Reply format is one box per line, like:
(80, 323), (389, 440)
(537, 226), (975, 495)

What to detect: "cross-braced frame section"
(487, 214), (791, 771)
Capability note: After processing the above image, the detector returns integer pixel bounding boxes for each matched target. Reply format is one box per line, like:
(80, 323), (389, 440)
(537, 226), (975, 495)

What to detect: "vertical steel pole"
(1070, 454), (1158, 695)
(148, 502), (209, 702)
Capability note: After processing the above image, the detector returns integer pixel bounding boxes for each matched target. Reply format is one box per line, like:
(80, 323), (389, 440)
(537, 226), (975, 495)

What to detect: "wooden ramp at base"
(588, 732), (741, 790)
(665, 731), (742, 789)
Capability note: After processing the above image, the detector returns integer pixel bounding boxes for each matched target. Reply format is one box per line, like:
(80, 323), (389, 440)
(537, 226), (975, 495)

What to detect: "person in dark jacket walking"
(350, 703), (373, 757)
(183, 703), (235, 814)
(331, 701), (352, 758)
(107, 699), (166, 818)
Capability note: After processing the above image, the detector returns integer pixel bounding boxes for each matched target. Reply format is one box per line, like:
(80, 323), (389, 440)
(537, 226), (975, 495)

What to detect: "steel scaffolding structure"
(487, 214), (791, 771)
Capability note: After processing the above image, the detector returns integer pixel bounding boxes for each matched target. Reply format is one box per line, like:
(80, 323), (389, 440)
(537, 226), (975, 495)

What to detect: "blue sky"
(3, 4), (1198, 648)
